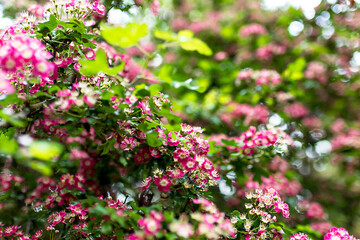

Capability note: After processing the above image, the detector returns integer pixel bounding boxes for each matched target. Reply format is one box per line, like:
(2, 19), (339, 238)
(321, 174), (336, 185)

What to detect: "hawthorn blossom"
(67, 203), (87, 215)
(154, 175), (171, 191)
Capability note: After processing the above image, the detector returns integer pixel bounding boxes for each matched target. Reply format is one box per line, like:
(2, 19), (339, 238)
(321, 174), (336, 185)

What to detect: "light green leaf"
(154, 30), (177, 41)
(146, 131), (162, 147)
(29, 161), (53, 176)
(180, 38), (212, 56)
(178, 30), (194, 39)
(101, 22), (148, 48)
(149, 84), (163, 96)
(29, 141), (63, 161)
(79, 49), (124, 76)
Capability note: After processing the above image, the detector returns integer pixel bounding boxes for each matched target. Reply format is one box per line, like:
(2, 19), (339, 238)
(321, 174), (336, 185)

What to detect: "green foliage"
(155, 29), (213, 56)
(29, 140), (63, 161)
(79, 49), (125, 76)
(0, 128), (18, 154)
(101, 22), (149, 48)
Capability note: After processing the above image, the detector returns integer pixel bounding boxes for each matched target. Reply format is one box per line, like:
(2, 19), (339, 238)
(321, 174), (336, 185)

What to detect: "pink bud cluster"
(240, 23), (267, 36)
(0, 172), (23, 192)
(255, 43), (286, 61)
(244, 173), (302, 198)
(237, 68), (282, 85)
(284, 102), (309, 118)
(310, 222), (332, 235)
(0, 35), (55, 78)
(305, 61), (328, 84)
(28, 4), (45, 17)
(170, 12), (222, 34)
(331, 128), (360, 151)
(221, 102), (269, 127)
(324, 227), (358, 240)
(190, 198), (236, 239)
(209, 126), (278, 156)
(138, 210), (165, 235)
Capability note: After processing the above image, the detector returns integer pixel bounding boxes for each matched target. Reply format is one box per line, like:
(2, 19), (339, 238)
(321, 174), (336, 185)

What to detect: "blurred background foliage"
(1, 0), (360, 237)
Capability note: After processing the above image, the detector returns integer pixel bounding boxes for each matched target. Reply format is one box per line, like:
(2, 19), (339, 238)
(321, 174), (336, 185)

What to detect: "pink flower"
(324, 227), (356, 240)
(209, 169), (220, 180)
(154, 175), (171, 191)
(306, 202), (325, 220)
(0, 71), (14, 94)
(169, 221), (194, 238)
(134, 147), (152, 164)
(67, 203), (87, 215)
(149, 147), (162, 158)
(0, 36), (55, 78)
(182, 158), (198, 171)
(138, 211), (164, 235)
(140, 176), (152, 191)
(3, 226), (20, 237)
(310, 222), (331, 235)
(240, 23), (267, 36)
(92, 2), (106, 15)
(290, 233), (310, 240)
(120, 136), (138, 151)
(48, 212), (66, 226)
(167, 168), (185, 179)
(173, 147), (190, 162)
(167, 135), (180, 146)
(200, 158), (215, 173)
(284, 103), (308, 118)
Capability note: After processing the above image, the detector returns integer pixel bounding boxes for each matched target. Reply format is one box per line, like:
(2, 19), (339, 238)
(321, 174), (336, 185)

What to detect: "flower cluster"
(233, 188), (289, 239)
(284, 102), (309, 118)
(255, 43), (286, 61)
(240, 23), (268, 37)
(244, 173), (302, 198)
(127, 199), (235, 240)
(305, 61), (328, 84)
(138, 210), (165, 236)
(0, 224), (42, 239)
(47, 0), (105, 20)
(290, 232), (311, 240)
(237, 69), (282, 85)
(324, 227), (358, 240)
(331, 128), (360, 151)
(0, 171), (23, 192)
(221, 102), (269, 127)
(209, 126), (282, 156)
(138, 124), (219, 192)
(0, 35), (55, 78)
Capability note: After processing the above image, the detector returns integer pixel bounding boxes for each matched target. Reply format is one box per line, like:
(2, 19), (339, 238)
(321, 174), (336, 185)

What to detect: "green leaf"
(101, 222), (113, 235)
(37, 14), (57, 35)
(178, 30), (194, 38)
(154, 30), (177, 41)
(146, 130), (162, 147)
(79, 49), (124, 76)
(101, 23), (148, 48)
(0, 128), (18, 154)
(149, 84), (163, 96)
(29, 161), (53, 176)
(155, 29), (212, 56)
(283, 58), (306, 81)
(179, 38), (212, 56)
(29, 141), (63, 161)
